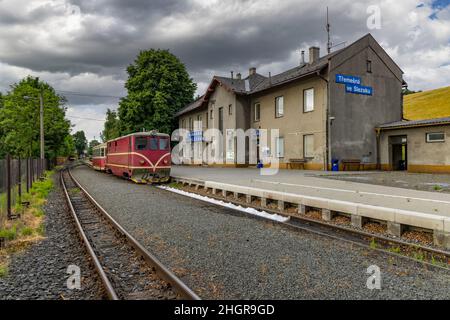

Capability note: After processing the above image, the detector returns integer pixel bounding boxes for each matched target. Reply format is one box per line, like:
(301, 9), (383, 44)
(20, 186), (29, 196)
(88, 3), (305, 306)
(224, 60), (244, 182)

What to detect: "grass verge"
(0, 170), (54, 278)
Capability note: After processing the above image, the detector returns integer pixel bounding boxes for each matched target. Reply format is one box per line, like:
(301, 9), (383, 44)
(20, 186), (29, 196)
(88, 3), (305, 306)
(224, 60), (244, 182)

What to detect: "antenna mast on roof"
(326, 7), (332, 54)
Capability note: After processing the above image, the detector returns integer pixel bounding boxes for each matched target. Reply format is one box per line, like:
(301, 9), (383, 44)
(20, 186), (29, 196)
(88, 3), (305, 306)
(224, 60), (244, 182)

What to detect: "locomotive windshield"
(150, 137), (158, 150)
(159, 138), (169, 151)
(135, 137), (147, 150)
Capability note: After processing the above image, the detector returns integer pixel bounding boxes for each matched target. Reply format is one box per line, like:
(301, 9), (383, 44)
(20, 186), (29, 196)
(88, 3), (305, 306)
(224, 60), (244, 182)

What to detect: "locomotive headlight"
(140, 160), (145, 165)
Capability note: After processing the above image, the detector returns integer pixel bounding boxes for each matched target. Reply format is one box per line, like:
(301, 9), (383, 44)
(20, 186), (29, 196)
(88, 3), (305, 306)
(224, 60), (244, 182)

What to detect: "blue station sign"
(336, 73), (373, 96)
(187, 131), (203, 142)
(345, 84), (373, 96)
(335, 74), (361, 85)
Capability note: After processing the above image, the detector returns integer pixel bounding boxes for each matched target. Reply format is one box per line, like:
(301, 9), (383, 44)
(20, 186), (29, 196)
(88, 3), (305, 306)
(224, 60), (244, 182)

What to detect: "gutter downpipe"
(316, 70), (330, 171)
(375, 128), (381, 170)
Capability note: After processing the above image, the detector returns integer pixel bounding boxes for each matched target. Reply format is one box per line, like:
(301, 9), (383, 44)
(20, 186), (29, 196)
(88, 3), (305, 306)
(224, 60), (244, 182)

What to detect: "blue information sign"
(345, 84), (373, 96)
(336, 74), (361, 85)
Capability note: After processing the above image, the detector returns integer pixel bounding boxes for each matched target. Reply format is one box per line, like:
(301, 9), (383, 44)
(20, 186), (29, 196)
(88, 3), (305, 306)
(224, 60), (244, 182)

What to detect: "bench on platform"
(287, 158), (307, 170)
(342, 159), (362, 171)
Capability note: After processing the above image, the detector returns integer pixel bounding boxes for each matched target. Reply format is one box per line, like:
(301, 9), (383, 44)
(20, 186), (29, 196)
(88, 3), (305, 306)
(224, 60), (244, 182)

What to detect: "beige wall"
(380, 125), (450, 173)
(250, 76), (327, 169)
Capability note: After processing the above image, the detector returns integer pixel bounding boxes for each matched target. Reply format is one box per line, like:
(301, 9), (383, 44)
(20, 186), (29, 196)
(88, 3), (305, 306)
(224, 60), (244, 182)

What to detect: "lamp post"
(24, 91), (45, 176)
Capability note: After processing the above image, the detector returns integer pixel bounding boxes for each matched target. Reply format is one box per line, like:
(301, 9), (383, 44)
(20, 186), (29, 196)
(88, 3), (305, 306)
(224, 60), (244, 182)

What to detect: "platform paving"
(171, 166), (450, 219)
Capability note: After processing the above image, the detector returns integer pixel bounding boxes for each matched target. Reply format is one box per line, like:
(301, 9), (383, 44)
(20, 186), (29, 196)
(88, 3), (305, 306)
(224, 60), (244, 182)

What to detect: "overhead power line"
(67, 115), (106, 122)
(56, 89), (125, 99)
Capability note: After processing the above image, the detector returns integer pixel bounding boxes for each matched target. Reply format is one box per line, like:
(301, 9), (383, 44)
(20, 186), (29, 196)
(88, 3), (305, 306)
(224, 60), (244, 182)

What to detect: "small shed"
(377, 117), (450, 173)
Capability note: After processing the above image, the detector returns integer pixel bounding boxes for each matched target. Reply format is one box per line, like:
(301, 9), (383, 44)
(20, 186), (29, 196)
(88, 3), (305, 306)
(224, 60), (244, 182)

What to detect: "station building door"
(389, 135), (407, 171)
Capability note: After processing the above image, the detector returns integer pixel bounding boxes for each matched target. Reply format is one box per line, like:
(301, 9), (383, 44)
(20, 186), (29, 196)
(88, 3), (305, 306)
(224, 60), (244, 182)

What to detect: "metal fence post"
(6, 154), (12, 220)
(18, 157), (22, 199)
(26, 157), (30, 193)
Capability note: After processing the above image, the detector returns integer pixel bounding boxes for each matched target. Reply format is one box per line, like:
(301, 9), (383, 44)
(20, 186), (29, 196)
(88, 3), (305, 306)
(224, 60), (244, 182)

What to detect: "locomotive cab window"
(150, 137), (158, 150)
(135, 137), (147, 150)
(159, 138), (169, 150)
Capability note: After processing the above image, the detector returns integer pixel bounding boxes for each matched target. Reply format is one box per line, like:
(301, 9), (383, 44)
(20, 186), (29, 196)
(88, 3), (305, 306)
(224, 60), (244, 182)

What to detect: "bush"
(21, 227), (33, 237)
(0, 227), (17, 241)
(0, 265), (7, 278)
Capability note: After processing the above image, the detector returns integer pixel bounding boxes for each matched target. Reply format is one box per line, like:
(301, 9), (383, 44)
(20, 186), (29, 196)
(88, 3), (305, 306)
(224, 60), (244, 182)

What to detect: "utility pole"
(326, 7), (332, 54)
(39, 90), (44, 161)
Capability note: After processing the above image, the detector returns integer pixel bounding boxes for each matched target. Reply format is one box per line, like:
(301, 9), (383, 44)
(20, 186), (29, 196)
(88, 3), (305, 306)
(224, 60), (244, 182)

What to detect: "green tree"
(0, 76), (71, 159)
(402, 88), (422, 96)
(118, 49), (196, 135)
(73, 131), (87, 156)
(88, 139), (100, 156)
(101, 108), (121, 142)
(59, 135), (75, 157)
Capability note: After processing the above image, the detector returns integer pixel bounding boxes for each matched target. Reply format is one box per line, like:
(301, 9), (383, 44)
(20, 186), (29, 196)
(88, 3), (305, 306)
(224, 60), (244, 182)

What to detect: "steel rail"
(60, 170), (119, 300)
(66, 169), (200, 300)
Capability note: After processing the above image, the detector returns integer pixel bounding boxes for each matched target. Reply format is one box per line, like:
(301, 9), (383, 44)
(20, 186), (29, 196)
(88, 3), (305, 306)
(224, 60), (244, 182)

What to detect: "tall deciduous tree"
(88, 139), (100, 156)
(118, 49), (196, 135)
(0, 76), (72, 158)
(73, 131), (87, 156)
(101, 108), (121, 142)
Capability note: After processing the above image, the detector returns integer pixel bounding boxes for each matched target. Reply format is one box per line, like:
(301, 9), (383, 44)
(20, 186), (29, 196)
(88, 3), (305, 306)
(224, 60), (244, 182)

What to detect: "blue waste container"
(332, 159), (339, 171)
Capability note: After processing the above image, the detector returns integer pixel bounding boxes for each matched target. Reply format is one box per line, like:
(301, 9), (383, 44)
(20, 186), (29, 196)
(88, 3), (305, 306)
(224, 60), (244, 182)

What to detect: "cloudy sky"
(0, 0), (449, 140)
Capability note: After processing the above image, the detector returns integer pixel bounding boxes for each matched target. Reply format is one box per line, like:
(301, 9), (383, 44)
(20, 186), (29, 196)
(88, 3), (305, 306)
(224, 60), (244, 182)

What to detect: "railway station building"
(176, 33), (406, 170)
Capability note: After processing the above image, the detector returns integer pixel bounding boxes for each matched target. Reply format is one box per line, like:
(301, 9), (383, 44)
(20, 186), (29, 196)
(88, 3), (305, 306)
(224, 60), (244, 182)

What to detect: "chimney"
(236, 73), (241, 80)
(309, 46), (320, 64)
(230, 71), (234, 79)
(300, 50), (305, 66)
(249, 67), (256, 76)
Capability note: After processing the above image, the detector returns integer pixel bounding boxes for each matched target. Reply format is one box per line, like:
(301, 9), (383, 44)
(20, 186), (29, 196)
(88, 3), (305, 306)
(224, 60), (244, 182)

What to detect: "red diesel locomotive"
(92, 143), (107, 171)
(105, 132), (171, 183)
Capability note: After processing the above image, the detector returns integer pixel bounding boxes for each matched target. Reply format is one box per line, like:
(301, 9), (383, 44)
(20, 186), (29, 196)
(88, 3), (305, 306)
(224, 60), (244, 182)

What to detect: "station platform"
(171, 166), (450, 249)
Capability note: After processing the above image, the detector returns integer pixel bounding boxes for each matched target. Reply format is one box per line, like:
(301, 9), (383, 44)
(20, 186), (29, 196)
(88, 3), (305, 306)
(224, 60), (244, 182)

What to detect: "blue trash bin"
(332, 159), (339, 171)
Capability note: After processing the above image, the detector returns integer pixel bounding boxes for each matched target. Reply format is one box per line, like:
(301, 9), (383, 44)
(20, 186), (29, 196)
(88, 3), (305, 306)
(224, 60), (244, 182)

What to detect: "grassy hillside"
(404, 86), (450, 120)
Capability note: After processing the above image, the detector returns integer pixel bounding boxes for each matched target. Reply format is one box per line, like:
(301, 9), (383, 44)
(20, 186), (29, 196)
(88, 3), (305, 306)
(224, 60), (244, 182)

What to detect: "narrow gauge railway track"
(61, 168), (200, 300)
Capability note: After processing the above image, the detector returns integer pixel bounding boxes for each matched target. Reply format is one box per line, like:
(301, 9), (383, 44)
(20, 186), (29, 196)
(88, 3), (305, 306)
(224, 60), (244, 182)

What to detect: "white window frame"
(254, 103), (260, 122)
(304, 88), (314, 112)
(275, 137), (284, 158)
(426, 132), (445, 143)
(303, 134), (314, 158)
(275, 96), (284, 118)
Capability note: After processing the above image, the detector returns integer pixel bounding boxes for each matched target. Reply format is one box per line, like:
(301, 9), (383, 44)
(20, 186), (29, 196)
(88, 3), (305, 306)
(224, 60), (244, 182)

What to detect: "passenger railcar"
(92, 143), (107, 171)
(105, 132), (171, 183)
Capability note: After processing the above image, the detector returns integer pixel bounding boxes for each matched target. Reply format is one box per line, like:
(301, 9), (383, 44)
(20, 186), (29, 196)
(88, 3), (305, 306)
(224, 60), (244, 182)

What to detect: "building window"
(181, 119), (185, 129)
(367, 60), (372, 73)
(197, 115), (202, 130)
(275, 137), (284, 158)
(303, 134), (314, 158)
(426, 132), (445, 143)
(210, 109), (213, 119)
(228, 104), (232, 115)
(218, 107), (223, 133)
(206, 112), (208, 127)
(254, 103), (260, 122)
(253, 102), (261, 122)
(275, 96), (284, 118)
(304, 88), (314, 112)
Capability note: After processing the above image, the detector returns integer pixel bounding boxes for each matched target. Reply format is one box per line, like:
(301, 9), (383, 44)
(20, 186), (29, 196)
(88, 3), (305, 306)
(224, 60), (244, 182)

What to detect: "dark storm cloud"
(0, 0), (449, 140)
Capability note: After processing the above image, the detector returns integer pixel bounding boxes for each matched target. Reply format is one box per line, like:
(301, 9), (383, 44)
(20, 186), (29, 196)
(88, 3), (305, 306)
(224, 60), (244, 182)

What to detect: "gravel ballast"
(0, 174), (105, 300)
(72, 166), (450, 299)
